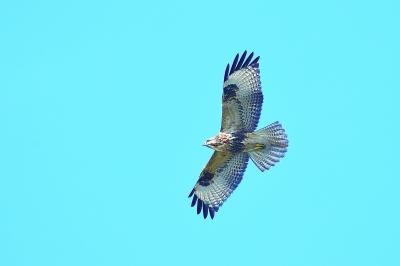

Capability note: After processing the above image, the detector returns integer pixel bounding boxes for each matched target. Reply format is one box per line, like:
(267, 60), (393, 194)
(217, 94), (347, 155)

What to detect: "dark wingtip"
(188, 189), (195, 198)
(224, 51), (260, 82)
(242, 52), (254, 68)
(229, 53), (239, 75)
(224, 64), (230, 82)
(203, 204), (208, 219)
(209, 208), (215, 219)
(189, 193), (217, 219)
(249, 56), (260, 66)
(191, 194), (197, 207)
(236, 51), (247, 70)
(197, 199), (203, 214)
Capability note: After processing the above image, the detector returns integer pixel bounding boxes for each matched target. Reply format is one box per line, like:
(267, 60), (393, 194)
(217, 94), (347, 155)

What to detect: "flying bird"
(188, 51), (289, 219)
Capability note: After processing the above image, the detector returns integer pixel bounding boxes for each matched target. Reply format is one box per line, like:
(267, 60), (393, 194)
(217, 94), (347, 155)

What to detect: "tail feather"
(248, 121), (288, 172)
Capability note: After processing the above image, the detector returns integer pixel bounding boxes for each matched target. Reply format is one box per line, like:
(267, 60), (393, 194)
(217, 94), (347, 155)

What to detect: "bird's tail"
(248, 121), (289, 172)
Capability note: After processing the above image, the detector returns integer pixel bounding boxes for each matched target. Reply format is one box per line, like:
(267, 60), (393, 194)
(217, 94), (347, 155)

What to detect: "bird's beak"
(202, 142), (207, 147)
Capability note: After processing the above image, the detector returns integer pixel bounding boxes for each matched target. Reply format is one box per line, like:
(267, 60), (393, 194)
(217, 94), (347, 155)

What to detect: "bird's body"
(189, 51), (289, 219)
(204, 131), (275, 153)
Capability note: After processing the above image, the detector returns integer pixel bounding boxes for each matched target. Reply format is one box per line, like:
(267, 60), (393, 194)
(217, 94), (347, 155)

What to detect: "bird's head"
(203, 135), (224, 151)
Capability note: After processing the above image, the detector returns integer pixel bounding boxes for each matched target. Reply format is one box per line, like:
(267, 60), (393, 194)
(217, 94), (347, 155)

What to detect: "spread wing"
(188, 152), (249, 219)
(220, 51), (263, 133)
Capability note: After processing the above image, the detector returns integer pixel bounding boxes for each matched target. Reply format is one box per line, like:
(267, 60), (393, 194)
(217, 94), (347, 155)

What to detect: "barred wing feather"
(188, 152), (249, 219)
(221, 51), (263, 133)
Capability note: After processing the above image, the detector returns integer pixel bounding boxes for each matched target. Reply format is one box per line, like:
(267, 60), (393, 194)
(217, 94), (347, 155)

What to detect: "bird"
(188, 51), (289, 219)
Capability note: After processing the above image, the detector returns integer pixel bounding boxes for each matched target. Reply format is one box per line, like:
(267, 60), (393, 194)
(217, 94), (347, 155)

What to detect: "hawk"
(188, 51), (289, 219)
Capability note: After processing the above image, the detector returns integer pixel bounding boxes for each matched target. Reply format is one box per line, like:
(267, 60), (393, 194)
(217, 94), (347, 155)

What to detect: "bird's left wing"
(188, 152), (249, 219)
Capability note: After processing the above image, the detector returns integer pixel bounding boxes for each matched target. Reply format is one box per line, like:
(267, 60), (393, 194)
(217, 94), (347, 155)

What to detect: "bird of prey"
(188, 51), (289, 219)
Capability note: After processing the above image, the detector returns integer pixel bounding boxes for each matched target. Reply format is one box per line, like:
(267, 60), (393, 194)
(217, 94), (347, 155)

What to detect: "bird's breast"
(217, 131), (246, 153)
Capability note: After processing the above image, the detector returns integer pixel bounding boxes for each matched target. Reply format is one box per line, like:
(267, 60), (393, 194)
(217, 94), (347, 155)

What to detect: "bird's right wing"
(220, 51), (263, 133)
(188, 151), (249, 219)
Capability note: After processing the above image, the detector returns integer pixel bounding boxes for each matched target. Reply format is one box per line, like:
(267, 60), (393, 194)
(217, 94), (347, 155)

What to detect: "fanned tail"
(248, 121), (288, 172)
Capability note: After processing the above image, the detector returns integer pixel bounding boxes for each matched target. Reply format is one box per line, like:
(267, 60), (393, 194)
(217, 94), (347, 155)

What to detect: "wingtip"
(188, 189), (195, 198)
(189, 191), (217, 219)
(203, 204), (208, 219)
(250, 56), (260, 66)
(209, 208), (215, 219)
(236, 51), (247, 70)
(191, 194), (197, 207)
(196, 199), (203, 214)
(225, 51), (260, 81)
(224, 63), (230, 82)
(229, 53), (239, 75)
(241, 52), (254, 68)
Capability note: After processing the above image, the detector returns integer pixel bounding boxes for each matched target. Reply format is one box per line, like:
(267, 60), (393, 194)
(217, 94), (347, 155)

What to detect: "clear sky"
(1, 1), (399, 265)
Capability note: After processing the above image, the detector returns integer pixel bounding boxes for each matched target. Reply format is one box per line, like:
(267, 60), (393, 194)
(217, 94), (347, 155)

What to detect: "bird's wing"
(188, 151), (249, 219)
(220, 51), (263, 133)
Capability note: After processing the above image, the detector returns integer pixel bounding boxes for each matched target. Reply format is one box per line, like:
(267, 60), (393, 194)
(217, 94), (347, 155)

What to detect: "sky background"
(1, 1), (399, 265)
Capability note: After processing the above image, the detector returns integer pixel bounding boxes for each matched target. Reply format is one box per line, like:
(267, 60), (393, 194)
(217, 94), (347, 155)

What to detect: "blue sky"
(1, 1), (399, 265)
